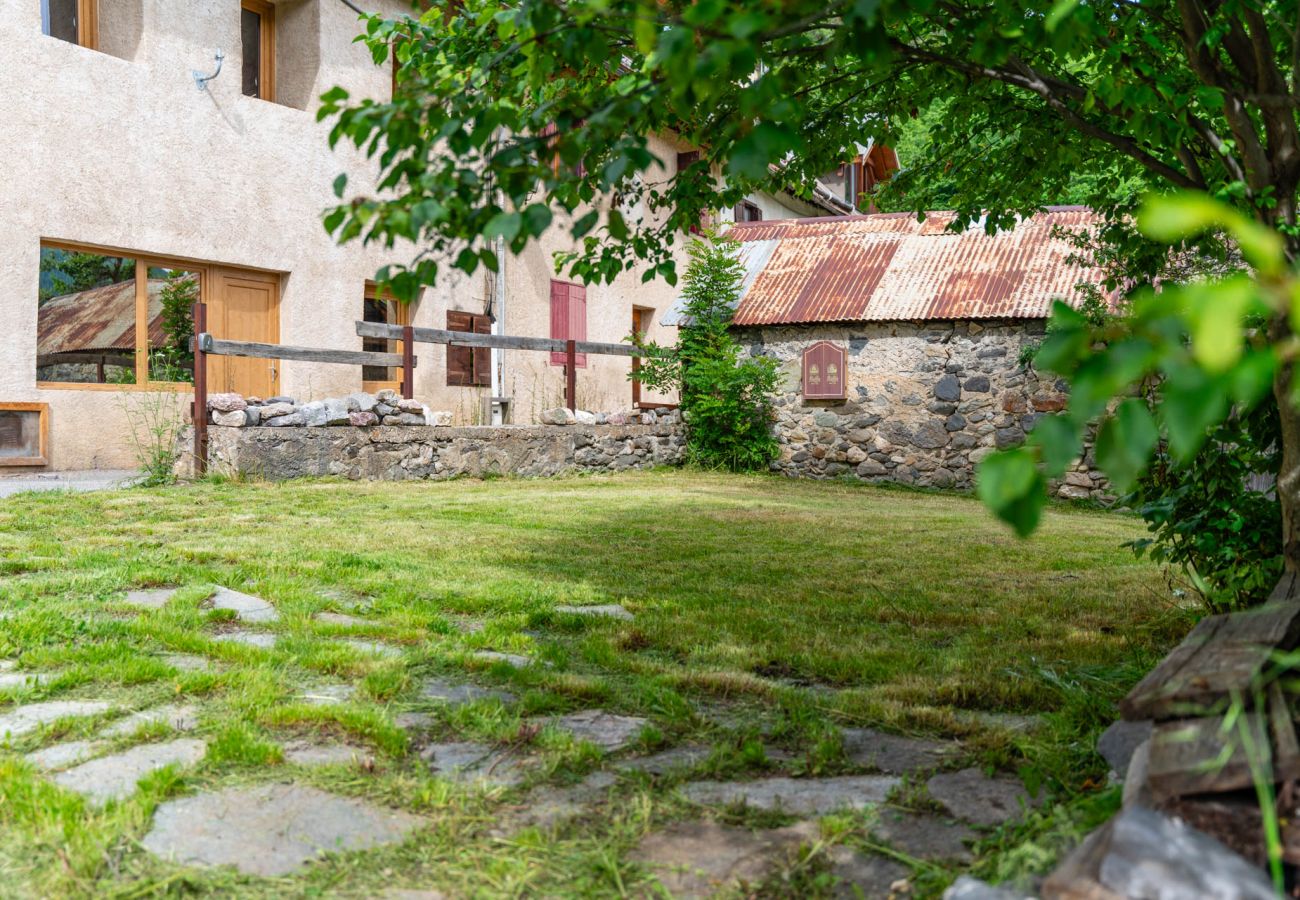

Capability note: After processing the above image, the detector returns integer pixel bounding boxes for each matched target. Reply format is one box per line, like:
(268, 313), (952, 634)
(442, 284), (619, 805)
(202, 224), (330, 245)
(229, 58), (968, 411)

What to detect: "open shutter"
(471, 314), (492, 386)
(550, 280), (568, 365)
(569, 284), (587, 367)
(446, 310), (474, 386)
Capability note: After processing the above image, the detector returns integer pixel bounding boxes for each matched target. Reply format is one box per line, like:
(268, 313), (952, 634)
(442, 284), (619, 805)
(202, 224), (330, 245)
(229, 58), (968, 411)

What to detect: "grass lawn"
(0, 470), (1191, 898)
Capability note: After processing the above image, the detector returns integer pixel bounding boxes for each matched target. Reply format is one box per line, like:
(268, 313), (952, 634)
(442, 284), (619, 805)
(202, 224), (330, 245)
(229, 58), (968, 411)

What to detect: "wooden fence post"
(566, 339), (577, 413)
(192, 301), (208, 477)
(402, 325), (415, 401)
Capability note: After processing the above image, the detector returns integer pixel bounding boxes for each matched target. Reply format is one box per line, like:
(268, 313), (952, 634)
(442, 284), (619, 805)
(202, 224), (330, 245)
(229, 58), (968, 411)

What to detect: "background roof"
(687, 207), (1107, 327)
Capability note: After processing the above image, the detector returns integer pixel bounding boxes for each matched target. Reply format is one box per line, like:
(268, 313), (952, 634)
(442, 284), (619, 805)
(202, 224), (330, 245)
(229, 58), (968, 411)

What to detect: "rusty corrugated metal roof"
(37, 280), (170, 358)
(727, 207), (1107, 326)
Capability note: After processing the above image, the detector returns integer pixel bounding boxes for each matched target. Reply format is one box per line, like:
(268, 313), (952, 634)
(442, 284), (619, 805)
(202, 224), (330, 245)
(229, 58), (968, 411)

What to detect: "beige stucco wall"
(0, 0), (437, 469)
(2, 2), (829, 469)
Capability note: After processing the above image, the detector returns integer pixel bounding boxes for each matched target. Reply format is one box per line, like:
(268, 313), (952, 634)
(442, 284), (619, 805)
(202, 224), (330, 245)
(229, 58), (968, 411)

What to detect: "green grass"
(0, 470), (1191, 898)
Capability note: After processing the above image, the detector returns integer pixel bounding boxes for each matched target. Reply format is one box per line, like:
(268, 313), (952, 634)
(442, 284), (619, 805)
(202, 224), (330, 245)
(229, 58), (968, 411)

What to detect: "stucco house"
(1, 1), (885, 471)
(694, 207), (1116, 498)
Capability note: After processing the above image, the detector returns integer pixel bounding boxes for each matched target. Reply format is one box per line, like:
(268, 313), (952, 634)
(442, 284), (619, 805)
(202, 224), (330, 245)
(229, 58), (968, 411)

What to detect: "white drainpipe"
(491, 235), (506, 423)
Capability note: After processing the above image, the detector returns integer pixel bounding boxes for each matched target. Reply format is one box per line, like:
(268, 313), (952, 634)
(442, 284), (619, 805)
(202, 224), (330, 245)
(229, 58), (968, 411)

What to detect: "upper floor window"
(735, 201), (763, 223)
(42, 0), (96, 48)
(241, 0), (276, 102)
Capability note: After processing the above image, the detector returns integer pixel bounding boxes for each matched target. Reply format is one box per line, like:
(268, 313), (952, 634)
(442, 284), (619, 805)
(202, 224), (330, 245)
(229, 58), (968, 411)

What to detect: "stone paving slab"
(99, 704), (199, 738)
(160, 653), (216, 673)
(0, 700), (111, 739)
(870, 810), (975, 863)
(0, 671), (55, 690)
(509, 771), (617, 830)
(207, 587), (279, 623)
(141, 783), (423, 877)
(926, 767), (1038, 828)
(826, 845), (910, 900)
(394, 712), (436, 734)
(548, 710), (649, 752)
(841, 728), (956, 775)
(25, 739), (106, 771)
(315, 611), (369, 627)
(421, 741), (534, 787)
(472, 650), (534, 669)
(630, 820), (819, 899)
(299, 683), (357, 706)
(283, 739), (375, 768)
(210, 630), (277, 649)
(124, 588), (178, 610)
(340, 639), (403, 658)
(616, 744), (713, 776)
(53, 738), (207, 806)
(681, 775), (900, 815)
(418, 678), (514, 707)
(554, 603), (634, 621)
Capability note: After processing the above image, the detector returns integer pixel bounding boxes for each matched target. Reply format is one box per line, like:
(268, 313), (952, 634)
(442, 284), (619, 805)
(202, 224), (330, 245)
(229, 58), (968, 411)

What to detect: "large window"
(361, 284), (410, 392)
(42, 0), (95, 48)
(549, 279), (587, 368)
(37, 244), (197, 388)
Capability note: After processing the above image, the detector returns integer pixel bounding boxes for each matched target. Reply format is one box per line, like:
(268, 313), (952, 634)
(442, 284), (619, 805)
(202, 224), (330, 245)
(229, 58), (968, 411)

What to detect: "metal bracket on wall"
(193, 51), (225, 92)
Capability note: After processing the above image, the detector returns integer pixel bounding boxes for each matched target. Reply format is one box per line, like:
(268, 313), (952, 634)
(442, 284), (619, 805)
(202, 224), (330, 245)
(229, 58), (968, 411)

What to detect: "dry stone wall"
(738, 320), (1109, 500)
(181, 423), (685, 481)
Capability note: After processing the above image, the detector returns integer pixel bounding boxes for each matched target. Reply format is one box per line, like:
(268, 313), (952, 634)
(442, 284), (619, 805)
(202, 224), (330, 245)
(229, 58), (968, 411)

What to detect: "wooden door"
(210, 268), (280, 397)
(632, 307), (652, 407)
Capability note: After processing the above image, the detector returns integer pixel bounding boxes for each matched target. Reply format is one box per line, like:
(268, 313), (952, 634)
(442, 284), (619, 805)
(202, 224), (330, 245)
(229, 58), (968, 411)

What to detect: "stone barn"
(717, 208), (1113, 498)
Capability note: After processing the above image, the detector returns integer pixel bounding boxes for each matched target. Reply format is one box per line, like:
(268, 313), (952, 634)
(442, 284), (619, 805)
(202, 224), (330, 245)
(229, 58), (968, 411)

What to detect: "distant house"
(682, 207), (1115, 497)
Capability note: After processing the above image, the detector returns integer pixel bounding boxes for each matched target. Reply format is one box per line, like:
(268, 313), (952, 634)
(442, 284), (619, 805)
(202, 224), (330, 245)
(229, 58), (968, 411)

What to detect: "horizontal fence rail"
(356, 321), (657, 359)
(196, 334), (414, 369)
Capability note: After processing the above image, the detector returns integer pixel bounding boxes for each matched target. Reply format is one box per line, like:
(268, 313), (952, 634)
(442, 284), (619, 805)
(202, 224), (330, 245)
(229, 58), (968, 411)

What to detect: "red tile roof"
(727, 207), (1108, 326)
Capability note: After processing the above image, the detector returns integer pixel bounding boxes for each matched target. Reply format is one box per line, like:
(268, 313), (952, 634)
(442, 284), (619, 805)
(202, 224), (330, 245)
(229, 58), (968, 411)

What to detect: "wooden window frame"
(362, 282), (411, 394)
(735, 200), (763, 223)
(42, 0), (98, 49)
(241, 0), (276, 104)
(0, 403), (50, 467)
(36, 239), (209, 393)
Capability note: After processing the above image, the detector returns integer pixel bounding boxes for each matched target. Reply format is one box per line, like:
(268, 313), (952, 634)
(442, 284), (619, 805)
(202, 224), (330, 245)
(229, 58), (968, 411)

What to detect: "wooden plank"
(197, 335), (413, 369)
(1147, 714), (1269, 801)
(1120, 599), (1300, 720)
(1269, 682), (1300, 782)
(356, 320), (654, 358)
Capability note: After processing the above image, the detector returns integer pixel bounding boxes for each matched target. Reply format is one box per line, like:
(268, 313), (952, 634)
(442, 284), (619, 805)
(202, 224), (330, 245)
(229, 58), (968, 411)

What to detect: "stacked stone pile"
(206, 390), (452, 428)
(539, 406), (682, 427)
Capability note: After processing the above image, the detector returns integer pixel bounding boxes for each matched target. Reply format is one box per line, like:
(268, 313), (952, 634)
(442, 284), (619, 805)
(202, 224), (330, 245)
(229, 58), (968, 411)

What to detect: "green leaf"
(332, 173), (348, 199)
(1161, 381), (1229, 462)
(976, 448), (1046, 537)
(1181, 275), (1262, 372)
(1029, 415), (1082, 477)
(1137, 191), (1233, 243)
(634, 2), (658, 54)
(484, 211), (522, 242)
(1094, 399), (1158, 492)
(573, 210), (599, 238)
(1046, 0), (1079, 32)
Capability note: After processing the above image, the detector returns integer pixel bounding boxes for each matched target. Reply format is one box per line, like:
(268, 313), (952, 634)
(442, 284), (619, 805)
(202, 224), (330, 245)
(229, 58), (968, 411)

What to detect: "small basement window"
(42, 0), (94, 47)
(0, 403), (49, 467)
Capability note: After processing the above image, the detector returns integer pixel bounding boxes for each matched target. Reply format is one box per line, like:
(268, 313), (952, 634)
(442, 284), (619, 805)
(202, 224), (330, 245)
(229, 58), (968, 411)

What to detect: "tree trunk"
(1274, 326), (1300, 571)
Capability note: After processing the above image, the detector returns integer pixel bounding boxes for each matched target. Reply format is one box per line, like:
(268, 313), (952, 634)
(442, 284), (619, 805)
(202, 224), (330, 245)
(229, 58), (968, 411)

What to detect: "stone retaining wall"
(179, 423), (686, 481)
(739, 320), (1110, 500)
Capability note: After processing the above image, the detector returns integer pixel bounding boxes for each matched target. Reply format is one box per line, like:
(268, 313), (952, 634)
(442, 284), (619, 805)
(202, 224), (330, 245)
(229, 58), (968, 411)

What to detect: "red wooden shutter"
(471, 313), (492, 386)
(569, 284), (587, 367)
(676, 150), (700, 173)
(550, 280), (568, 365)
(446, 310), (475, 386)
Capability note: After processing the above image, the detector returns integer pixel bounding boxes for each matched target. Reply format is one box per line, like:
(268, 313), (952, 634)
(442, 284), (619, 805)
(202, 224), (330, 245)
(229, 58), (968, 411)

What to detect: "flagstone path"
(0, 585), (1047, 896)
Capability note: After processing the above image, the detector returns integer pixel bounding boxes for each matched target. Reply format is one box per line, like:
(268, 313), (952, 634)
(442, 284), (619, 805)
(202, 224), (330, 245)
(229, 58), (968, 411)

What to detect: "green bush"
(635, 237), (779, 471)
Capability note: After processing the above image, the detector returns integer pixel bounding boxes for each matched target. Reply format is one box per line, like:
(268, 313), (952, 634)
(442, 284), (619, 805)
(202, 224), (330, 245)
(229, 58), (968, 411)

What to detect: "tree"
(634, 236), (780, 471)
(323, 1), (1300, 568)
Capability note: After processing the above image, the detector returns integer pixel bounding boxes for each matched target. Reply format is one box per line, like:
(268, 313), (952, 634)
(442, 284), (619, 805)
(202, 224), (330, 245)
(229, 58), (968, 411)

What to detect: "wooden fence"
(188, 301), (660, 474)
